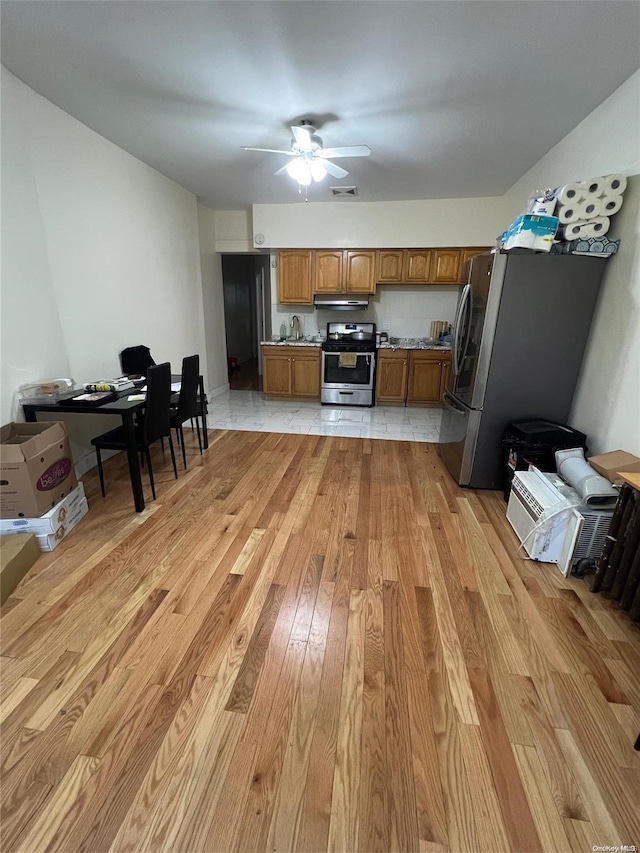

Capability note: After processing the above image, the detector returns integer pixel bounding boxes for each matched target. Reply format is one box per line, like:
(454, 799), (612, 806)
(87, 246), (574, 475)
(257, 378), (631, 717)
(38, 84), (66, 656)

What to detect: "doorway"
(222, 254), (271, 392)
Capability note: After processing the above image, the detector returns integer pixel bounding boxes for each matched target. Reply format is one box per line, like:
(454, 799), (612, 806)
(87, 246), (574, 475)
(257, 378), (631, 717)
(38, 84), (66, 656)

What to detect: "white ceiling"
(2, 1), (639, 209)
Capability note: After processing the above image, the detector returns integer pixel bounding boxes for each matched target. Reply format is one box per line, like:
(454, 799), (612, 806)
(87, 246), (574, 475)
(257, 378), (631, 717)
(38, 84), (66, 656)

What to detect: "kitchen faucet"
(290, 315), (302, 340)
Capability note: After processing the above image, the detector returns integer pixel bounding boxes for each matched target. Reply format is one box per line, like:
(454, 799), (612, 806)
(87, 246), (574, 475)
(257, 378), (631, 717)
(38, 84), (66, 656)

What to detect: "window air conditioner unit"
(506, 469), (613, 577)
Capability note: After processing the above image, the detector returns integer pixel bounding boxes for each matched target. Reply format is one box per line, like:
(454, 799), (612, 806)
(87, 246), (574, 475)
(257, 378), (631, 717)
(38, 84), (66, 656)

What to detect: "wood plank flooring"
(1, 428), (639, 852)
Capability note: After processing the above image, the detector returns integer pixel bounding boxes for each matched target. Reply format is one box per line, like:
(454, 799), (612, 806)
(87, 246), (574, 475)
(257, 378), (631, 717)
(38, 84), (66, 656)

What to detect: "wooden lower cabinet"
(375, 350), (409, 404)
(262, 346), (320, 399)
(375, 348), (451, 406)
(407, 352), (444, 405)
(291, 353), (320, 397)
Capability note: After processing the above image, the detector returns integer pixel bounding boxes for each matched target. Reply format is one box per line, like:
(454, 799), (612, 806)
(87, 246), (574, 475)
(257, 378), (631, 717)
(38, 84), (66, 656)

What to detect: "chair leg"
(160, 436), (165, 454)
(145, 448), (156, 500)
(96, 448), (106, 498)
(168, 433), (178, 479)
(180, 424), (187, 470)
(195, 417), (203, 454)
(140, 450), (145, 469)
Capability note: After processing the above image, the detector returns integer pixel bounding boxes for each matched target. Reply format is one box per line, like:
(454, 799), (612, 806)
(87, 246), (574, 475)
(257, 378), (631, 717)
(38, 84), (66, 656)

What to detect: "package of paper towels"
(503, 215), (559, 252)
(555, 448), (619, 509)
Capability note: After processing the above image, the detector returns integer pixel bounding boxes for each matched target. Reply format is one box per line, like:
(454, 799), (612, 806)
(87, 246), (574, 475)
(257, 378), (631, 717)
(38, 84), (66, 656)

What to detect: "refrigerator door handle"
(443, 390), (469, 414)
(452, 284), (471, 376)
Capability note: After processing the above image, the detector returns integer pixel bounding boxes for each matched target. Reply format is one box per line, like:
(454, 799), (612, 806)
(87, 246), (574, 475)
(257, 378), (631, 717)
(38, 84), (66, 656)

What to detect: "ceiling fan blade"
(274, 163), (291, 176)
(291, 125), (312, 151)
(241, 147), (296, 156)
(320, 145), (372, 159)
(323, 159), (349, 179)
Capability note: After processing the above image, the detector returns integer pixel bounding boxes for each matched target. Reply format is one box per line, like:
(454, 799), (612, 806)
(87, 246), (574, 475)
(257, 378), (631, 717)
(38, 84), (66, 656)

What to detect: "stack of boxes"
(0, 421), (89, 603)
(0, 421), (88, 550)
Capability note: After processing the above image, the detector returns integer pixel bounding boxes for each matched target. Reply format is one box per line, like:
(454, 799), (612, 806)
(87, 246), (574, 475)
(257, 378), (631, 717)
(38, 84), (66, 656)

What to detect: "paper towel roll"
(585, 216), (610, 236)
(581, 177), (606, 198)
(562, 218), (610, 240)
(555, 183), (584, 205)
(581, 197), (604, 219)
(602, 174), (627, 195)
(601, 194), (623, 215)
(556, 204), (582, 225)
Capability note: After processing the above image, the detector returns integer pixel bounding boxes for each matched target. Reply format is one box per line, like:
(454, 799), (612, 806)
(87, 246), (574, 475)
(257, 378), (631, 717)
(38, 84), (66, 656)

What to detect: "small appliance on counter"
(321, 322), (376, 406)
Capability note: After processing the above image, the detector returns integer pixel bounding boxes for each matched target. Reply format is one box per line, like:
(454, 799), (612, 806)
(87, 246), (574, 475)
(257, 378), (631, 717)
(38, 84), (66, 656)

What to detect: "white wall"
(270, 268), (458, 341)
(253, 196), (510, 249)
(1, 69), (209, 470)
(198, 205), (230, 395)
(503, 70), (640, 455)
(213, 210), (255, 253)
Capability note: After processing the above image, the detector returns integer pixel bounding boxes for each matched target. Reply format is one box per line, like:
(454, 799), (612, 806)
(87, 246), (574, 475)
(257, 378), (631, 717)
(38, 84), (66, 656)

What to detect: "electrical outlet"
(382, 322), (391, 331)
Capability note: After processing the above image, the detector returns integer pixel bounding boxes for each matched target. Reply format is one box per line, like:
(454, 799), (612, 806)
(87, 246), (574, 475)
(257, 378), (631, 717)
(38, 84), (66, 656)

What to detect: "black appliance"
(321, 322), (376, 406)
(502, 419), (588, 500)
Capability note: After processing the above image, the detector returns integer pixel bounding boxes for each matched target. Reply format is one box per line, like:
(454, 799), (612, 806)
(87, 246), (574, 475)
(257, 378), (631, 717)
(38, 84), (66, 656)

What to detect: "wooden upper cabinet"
(431, 250), (461, 284)
(314, 251), (344, 293)
(344, 251), (376, 293)
(376, 250), (405, 283)
(403, 250), (432, 283)
(459, 247), (491, 282)
(278, 251), (313, 304)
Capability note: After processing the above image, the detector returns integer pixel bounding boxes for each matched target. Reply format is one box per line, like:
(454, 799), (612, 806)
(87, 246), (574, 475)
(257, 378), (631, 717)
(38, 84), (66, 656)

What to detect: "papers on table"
(171, 382), (181, 392)
(127, 394), (146, 401)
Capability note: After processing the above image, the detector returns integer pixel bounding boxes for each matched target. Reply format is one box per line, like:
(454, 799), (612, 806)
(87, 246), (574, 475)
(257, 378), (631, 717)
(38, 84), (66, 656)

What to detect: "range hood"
(313, 294), (369, 311)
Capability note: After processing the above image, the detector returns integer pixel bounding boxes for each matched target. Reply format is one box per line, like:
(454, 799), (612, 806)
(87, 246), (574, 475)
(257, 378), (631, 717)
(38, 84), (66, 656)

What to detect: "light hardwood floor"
(1, 429), (639, 853)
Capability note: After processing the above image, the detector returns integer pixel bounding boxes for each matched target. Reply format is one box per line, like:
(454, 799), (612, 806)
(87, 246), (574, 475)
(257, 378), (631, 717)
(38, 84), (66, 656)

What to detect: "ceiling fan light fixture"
(286, 157), (312, 186)
(310, 159), (328, 182)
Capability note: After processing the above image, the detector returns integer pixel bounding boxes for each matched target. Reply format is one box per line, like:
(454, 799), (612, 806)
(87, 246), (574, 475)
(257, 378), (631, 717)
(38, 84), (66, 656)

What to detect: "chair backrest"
(120, 345), (155, 376)
(143, 362), (172, 445)
(176, 354), (200, 421)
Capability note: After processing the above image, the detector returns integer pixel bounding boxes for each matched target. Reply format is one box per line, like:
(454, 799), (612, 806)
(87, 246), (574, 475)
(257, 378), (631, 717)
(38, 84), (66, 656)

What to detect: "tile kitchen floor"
(206, 390), (443, 441)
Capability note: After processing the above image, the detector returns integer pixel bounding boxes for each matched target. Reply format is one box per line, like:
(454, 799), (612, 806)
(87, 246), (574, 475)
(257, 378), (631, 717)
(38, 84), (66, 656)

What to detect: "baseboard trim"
(207, 382), (230, 402)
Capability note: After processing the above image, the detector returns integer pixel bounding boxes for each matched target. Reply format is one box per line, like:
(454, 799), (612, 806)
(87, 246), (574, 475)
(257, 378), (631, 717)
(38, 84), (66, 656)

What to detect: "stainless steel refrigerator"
(439, 250), (607, 489)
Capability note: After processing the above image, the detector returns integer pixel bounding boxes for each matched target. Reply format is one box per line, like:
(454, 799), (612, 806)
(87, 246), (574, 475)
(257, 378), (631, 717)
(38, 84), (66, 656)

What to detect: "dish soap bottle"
(279, 322), (287, 341)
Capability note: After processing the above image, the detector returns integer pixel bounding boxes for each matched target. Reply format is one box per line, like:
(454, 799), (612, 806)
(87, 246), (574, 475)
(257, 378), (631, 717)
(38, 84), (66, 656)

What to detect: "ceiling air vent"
(330, 186), (358, 197)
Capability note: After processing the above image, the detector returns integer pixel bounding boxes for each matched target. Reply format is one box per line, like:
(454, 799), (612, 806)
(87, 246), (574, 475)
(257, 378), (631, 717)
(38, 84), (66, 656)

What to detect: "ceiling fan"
(241, 120), (371, 185)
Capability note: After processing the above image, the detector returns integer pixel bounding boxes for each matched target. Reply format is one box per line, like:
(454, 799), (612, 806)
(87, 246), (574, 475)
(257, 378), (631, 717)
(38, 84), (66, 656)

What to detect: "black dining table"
(22, 375), (208, 513)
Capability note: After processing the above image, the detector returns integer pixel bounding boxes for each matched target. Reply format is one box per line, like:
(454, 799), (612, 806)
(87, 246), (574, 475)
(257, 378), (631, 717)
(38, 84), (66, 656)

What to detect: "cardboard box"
(0, 422), (77, 519)
(0, 482), (85, 536)
(1, 533), (40, 604)
(588, 450), (640, 485)
(36, 497), (88, 552)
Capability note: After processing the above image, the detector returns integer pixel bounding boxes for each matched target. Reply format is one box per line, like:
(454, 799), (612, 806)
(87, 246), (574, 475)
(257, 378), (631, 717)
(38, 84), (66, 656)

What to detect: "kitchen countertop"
(378, 338), (452, 351)
(262, 340), (322, 347)
(262, 338), (452, 351)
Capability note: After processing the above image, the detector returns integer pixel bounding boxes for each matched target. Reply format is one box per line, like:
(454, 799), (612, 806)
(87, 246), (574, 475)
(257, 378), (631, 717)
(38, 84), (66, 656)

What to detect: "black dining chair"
(91, 362), (178, 500)
(170, 354), (203, 469)
(120, 345), (155, 377)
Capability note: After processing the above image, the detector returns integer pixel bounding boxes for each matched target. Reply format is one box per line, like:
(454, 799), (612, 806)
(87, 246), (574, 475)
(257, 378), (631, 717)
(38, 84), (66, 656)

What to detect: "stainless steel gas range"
(321, 322), (376, 406)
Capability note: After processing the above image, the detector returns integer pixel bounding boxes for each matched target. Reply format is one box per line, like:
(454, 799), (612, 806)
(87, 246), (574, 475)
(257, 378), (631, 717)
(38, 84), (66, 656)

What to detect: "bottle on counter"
(279, 323), (287, 341)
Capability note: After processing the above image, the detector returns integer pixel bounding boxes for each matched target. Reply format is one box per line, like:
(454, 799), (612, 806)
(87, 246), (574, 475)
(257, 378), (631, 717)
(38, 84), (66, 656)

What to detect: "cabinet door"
(403, 250), (432, 283)
(345, 251), (376, 293)
(375, 352), (408, 403)
(314, 251), (344, 293)
(459, 247), (490, 283)
(278, 251), (313, 304)
(376, 250), (404, 283)
(431, 250), (461, 283)
(263, 353), (292, 395)
(407, 356), (443, 403)
(291, 354), (320, 397)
